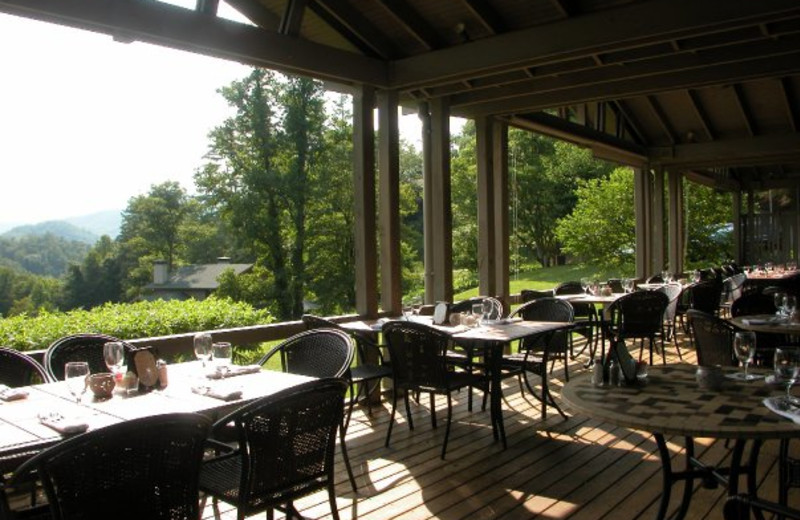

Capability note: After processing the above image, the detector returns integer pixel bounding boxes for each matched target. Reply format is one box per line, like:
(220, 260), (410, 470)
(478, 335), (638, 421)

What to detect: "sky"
(0, 3), (434, 228)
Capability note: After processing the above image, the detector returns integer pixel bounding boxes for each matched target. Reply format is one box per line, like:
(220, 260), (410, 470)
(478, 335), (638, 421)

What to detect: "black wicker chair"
(200, 379), (348, 520)
(0, 347), (49, 387)
(607, 290), (670, 365)
(520, 289), (554, 303)
(257, 328), (357, 492)
(656, 284), (684, 361)
(686, 310), (737, 367)
(646, 274), (664, 284)
(504, 297), (573, 420)
(9, 413), (210, 520)
(554, 281), (597, 359)
(382, 321), (485, 460)
(43, 333), (132, 381)
(301, 315), (392, 428)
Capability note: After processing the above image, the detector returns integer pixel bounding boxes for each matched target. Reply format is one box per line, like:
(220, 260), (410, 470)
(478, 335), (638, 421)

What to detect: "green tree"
(684, 181), (734, 267)
(62, 235), (123, 310)
(555, 167), (636, 271)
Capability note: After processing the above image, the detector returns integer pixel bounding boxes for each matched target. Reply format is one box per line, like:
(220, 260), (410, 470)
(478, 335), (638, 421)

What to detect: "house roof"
(4, 0), (800, 189)
(144, 263), (253, 291)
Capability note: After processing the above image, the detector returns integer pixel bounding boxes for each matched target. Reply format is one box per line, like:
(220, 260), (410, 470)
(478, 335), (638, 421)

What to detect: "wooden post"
(652, 166), (665, 273)
(733, 190), (742, 264)
(378, 89), (401, 315)
(667, 169), (684, 276)
(634, 166), (651, 279)
(420, 102), (434, 304)
(493, 120), (510, 306)
(428, 97), (453, 303)
(476, 115), (497, 297)
(353, 86), (378, 317)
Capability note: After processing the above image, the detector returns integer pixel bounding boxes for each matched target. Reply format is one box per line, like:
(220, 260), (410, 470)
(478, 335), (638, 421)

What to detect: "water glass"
(65, 361), (90, 403)
(193, 332), (213, 368)
(733, 331), (757, 381)
(774, 292), (787, 316)
(472, 303), (483, 323)
(774, 348), (800, 405)
(784, 294), (797, 317)
(212, 342), (233, 377)
(103, 341), (126, 379)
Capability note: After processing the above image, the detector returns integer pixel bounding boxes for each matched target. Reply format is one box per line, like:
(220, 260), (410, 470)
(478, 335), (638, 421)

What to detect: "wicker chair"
(257, 328), (357, 492)
(43, 333), (131, 381)
(520, 289), (554, 303)
(200, 379), (348, 520)
(0, 347), (49, 387)
(301, 315), (392, 428)
(646, 274), (664, 284)
(686, 309), (737, 367)
(504, 297), (573, 420)
(607, 290), (670, 365)
(554, 281), (597, 359)
(656, 284), (684, 361)
(382, 321), (485, 460)
(9, 413), (210, 520)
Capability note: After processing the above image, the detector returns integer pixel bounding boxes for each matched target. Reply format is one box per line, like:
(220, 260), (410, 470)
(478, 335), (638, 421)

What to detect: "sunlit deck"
(204, 333), (798, 519)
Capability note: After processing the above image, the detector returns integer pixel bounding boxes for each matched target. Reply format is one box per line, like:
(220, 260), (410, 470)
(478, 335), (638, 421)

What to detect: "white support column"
(378, 90), (401, 315)
(667, 170), (684, 276)
(353, 86), (378, 317)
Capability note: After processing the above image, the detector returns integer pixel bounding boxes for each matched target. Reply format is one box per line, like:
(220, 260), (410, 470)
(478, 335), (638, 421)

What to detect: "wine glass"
(65, 361), (90, 403)
(622, 278), (633, 293)
(774, 292), (787, 316)
(212, 342), (232, 378)
(471, 303), (484, 325)
(193, 332), (213, 368)
(103, 341), (125, 380)
(580, 277), (591, 294)
(733, 331), (757, 381)
(774, 348), (800, 405)
(783, 294), (797, 317)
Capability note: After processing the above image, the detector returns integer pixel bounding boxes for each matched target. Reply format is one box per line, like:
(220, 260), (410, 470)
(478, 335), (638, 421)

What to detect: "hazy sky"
(0, 3), (434, 227)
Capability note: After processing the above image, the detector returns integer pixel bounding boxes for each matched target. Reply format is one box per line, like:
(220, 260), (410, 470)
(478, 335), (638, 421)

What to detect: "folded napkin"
(192, 386), (243, 401)
(0, 385), (28, 401)
(205, 365), (261, 380)
(763, 396), (800, 424)
(38, 413), (89, 435)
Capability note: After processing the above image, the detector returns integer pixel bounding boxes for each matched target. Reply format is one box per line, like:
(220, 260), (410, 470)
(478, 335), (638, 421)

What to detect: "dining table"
(561, 363), (800, 520)
(0, 361), (313, 474)
(342, 315), (573, 449)
(555, 292), (624, 362)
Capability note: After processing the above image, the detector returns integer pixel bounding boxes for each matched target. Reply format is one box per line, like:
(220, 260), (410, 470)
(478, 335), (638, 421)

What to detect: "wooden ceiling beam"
(449, 34), (800, 107)
(195, 0), (219, 17)
(545, 0), (573, 18)
(645, 96), (677, 144)
(649, 133), (800, 169)
(312, 0), (399, 59)
(732, 84), (757, 136)
(780, 77), (799, 132)
(391, 0), (800, 88)
(278, 0), (306, 36)
(0, 0), (389, 86)
(457, 52), (800, 117)
(686, 90), (716, 141)
(609, 100), (648, 146)
(376, 0), (441, 50)
(217, 0), (279, 30)
(461, 0), (506, 34)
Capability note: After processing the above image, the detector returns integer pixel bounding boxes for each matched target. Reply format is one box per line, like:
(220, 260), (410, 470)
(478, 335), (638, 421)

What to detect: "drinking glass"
(193, 332), (213, 368)
(661, 270), (671, 283)
(65, 361), (90, 403)
(784, 294), (797, 317)
(774, 292), (787, 316)
(212, 342), (232, 377)
(733, 331), (757, 381)
(774, 348), (800, 405)
(580, 277), (590, 294)
(103, 341), (125, 379)
(482, 299), (495, 321)
(472, 303), (484, 324)
(622, 278), (633, 293)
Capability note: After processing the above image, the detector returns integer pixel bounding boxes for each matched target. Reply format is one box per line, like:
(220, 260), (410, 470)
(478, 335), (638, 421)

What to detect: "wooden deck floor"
(205, 333), (799, 519)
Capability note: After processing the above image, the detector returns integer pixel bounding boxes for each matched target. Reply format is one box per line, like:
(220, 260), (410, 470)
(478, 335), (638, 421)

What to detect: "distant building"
(143, 258), (252, 301)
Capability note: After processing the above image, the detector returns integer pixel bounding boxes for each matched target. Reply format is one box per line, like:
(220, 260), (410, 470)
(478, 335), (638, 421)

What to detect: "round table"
(562, 364), (799, 520)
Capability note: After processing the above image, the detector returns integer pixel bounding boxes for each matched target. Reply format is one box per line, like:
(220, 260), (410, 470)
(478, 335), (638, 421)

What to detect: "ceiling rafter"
(780, 77), (799, 132)
(649, 133), (800, 169)
(645, 96), (677, 145)
(306, 2), (387, 58)
(0, 0), (389, 86)
(195, 0), (219, 16)
(376, 0), (441, 50)
(610, 100), (648, 146)
(456, 51), (800, 117)
(686, 90), (715, 141)
(545, 0), (573, 18)
(732, 84), (757, 136)
(461, 0), (506, 34)
(312, 0), (400, 59)
(278, 0), (306, 36)
(224, 0), (280, 30)
(391, 0), (800, 89)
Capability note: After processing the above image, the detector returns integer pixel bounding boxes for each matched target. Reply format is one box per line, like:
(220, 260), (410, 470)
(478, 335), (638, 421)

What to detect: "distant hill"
(3, 221), (99, 244)
(64, 210), (121, 239)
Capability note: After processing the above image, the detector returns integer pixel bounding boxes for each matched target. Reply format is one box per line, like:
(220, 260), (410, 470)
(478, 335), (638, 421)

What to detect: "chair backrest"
(520, 289), (554, 302)
(210, 378), (347, 517)
(43, 333), (132, 381)
(258, 329), (354, 378)
(646, 274), (664, 284)
(11, 413), (210, 520)
(510, 298), (574, 353)
(554, 281), (584, 295)
(722, 273), (747, 304)
(687, 309), (737, 367)
(382, 321), (452, 391)
(302, 314), (384, 366)
(449, 296), (504, 320)
(554, 281), (594, 319)
(0, 347), (49, 387)
(689, 280), (724, 314)
(656, 284), (683, 322)
(730, 292), (777, 317)
(609, 290), (669, 338)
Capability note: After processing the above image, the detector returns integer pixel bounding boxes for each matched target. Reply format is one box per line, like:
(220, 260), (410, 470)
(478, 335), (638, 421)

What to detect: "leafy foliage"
(0, 266), (62, 317)
(0, 297), (272, 352)
(0, 234), (90, 277)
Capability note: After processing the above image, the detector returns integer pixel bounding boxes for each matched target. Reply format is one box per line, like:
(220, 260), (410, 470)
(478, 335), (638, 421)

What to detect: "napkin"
(0, 386), (28, 401)
(763, 396), (800, 424)
(38, 413), (89, 435)
(205, 365), (261, 380)
(192, 386), (243, 401)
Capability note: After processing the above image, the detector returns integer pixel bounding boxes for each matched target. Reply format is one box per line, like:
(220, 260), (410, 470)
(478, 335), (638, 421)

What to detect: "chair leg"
(327, 480), (341, 520)
(385, 390), (398, 448)
(403, 389), (414, 430)
(441, 392), (453, 460)
(339, 425), (358, 493)
(429, 392), (437, 429)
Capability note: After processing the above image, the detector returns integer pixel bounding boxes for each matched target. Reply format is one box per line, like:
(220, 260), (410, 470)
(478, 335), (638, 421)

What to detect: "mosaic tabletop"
(561, 364), (800, 439)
